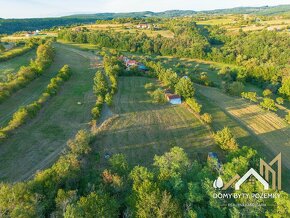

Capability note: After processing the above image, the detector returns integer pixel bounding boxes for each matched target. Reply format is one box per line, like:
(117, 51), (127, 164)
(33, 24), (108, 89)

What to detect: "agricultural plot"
(0, 43), (96, 181)
(196, 85), (290, 170)
(0, 48), (36, 81)
(93, 76), (215, 167)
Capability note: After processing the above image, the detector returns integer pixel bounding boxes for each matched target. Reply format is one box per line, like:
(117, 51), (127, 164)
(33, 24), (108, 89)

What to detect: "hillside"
(1, 5), (289, 34)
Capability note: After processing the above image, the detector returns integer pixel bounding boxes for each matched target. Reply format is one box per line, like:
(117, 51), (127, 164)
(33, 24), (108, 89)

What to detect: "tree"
(64, 192), (119, 218)
(279, 77), (290, 100)
(149, 88), (166, 104)
(241, 92), (258, 102)
(93, 71), (108, 97)
(186, 98), (202, 114)
(276, 97), (284, 105)
(201, 113), (213, 124)
(175, 77), (195, 99)
(260, 98), (277, 111)
(263, 89), (272, 97)
(109, 154), (129, 176)
(214, 127), (238, 151)
(228, 81), (244, 96)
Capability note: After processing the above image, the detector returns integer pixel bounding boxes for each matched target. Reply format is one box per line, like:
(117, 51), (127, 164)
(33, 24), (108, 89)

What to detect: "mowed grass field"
(0, 48), (36, 81)
(93, 77), (216, 167)
(0, 43), (96, 181)
(196, 85), (290, 168)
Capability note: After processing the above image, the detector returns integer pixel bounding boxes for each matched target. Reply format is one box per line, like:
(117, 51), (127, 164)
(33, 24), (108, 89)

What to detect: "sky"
(0, 0), (289, 18)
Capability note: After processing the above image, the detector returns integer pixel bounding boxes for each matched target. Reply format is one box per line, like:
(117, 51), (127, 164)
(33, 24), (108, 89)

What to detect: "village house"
(119, 56), (148, 71)
(165, 93), (181, 105)
(136, 23), (151, 29)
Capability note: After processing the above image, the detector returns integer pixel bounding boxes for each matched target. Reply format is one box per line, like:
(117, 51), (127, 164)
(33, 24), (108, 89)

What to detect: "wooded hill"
(0, 5), (289, 34)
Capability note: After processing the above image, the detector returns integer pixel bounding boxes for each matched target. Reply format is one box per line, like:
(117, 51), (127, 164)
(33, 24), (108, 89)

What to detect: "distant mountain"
(0, 5), (289, 34)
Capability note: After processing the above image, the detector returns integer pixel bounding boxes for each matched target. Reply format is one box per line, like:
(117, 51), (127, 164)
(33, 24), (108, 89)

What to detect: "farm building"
(126, 60), (138, 68)
(119, 56), (148, 71)
(166, 94), (181, 105)
(136, 24), (151, 29)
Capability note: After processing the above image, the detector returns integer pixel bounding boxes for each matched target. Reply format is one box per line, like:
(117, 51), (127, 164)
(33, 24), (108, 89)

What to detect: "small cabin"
(166, 94), (181, 105)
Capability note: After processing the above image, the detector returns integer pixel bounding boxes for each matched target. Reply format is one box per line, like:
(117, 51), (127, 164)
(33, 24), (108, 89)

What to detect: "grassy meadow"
(92, 76), (216, 167)
(0, 48), (36, 81)
(0, 43), (96, 181)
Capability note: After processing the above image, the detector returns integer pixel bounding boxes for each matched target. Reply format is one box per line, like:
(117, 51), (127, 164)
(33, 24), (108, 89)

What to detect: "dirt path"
(196, 84), (290, 169)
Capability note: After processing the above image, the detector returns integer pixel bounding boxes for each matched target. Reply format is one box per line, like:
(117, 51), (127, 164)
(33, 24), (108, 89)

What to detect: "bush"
(201, 113), (212, 124)
(260, 98), (277, 111)
(149, 88), (166, 104)
(144, 83), (155, 90)
(186, 98), (202, 114)
(276, 97), (284, 105)
(214, 127), (238, 151)
(241, 92), (258, 102)
(228, 81), (244, 96)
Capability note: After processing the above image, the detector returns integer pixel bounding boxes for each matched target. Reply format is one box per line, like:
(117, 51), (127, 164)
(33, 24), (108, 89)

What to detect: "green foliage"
(0, 41), (54, 103)
(64, 192), (119, 218)
(149, 88), (166, 104)
(276, 97), (284, 105)
(0, 65), (71, 139)
(263, 89), (272, 97)
(201, 113), (213, 124)
(93, 71), (108, 97)
(260, 97), (277, 111)
(279, 77), (290, 100)
(144, 82), (155, 90)
(186, 98), (202, 114)
(228, 81), (245, 96)
(214, 127), (239, 151)
(241, 91), (258, 102)
(175, 77), (195, 99)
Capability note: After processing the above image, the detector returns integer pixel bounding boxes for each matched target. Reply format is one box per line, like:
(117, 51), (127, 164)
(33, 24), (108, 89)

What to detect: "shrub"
(144, 83), (155, 90)
(263, 89), (272, 97)
(276, 97), (284, 105)
(214, 127), (238, 151)
(201, 113), (212, 124)
(260, 98), (277, 111)
(186, 98), (202, 114)
(228, 81), (244, 96)
(149, 88), (166, 104)
(175, 77), (195, 99)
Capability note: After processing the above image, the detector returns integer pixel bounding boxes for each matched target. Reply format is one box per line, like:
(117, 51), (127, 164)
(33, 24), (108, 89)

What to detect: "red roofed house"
(126, 60), (138, 68)
(166, 94), (181, 105)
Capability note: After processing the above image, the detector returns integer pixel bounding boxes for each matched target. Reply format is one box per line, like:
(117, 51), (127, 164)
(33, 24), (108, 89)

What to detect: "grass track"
(93, 77), (215, 168)
(0, 43), (96, 181)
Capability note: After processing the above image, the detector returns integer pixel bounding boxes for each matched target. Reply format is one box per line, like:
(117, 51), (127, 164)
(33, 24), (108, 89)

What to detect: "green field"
(0, 43), (96, 181)
(0, 48), (36, 81)
(92, 76), (216, 167)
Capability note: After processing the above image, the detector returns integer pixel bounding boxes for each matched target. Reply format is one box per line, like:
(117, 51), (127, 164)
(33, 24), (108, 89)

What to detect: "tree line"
(0, 65), (72, 139)
(0, 40), (55, 103)
(0, 40), (35, 62)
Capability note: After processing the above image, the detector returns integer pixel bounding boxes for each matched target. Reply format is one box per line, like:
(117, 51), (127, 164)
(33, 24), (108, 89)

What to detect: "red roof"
(166, 94), (181, 100)
(127, 60), (138, 65)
